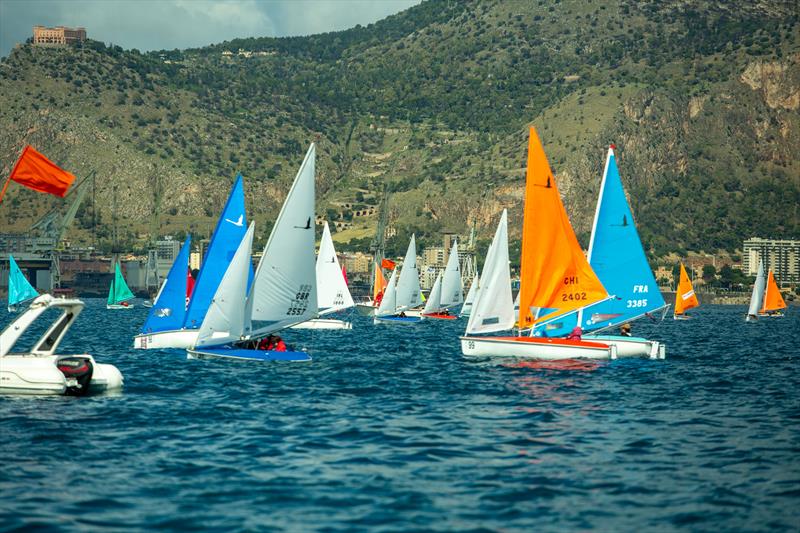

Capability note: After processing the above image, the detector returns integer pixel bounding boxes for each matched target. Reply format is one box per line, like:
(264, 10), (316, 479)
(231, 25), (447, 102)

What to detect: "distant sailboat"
(673, 263), (699, 320)
(188, 144), (318, 362)
(459, 269), (479, 318)
(107, 261), (135, 309)
(7, 255), (38, 313)
(423, 239), (463, 320)
(461, 127), (617, 360)
(759, 269), (787, 318)
(374, 234), (424, 324)
(133, 175), (249, 349)
(746, 259), (767, 322)
(292, 221), (355, 330)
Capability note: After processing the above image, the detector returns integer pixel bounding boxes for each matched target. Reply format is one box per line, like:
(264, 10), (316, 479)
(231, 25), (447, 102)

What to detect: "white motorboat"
(0, 295), (123, 395)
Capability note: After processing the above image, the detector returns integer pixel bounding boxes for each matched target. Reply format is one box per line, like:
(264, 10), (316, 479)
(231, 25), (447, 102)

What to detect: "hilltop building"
(743, 237), (799, 285)
(33, 25), (86, 46)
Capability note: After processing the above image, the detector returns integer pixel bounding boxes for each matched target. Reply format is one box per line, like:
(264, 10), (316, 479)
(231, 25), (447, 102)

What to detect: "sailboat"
(291, 221), (355, 330)
(7, 255), (38, 312)
(374, 234), (424, 324)
(142, 248), (160, 308)
(531, 146), (667, 358)
(759, 269), (787, 318)
(1, 294), (123, 395)
(459, 269), (479, 318)
(746, 259), (769, 322)
(107, 260), (135, 309)
(673, 263), (699, 320)
(423, 240), (463, 319)
(461, 127), (618, 360)
(187, 144), (317, 362)
(133, 175), (249, 349)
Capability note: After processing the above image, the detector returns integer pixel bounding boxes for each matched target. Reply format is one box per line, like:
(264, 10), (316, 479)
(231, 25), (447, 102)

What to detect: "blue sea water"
(1, 301), (799, 532)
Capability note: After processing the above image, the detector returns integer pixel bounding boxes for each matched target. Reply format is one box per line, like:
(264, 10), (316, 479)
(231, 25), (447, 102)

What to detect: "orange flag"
(7, 145), (76, 198)
(381, 258), (396, 270)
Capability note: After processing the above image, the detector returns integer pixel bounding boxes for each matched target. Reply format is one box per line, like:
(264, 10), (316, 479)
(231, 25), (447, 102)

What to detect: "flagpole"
(0, 146), (28, 206)
(0, 174), (12, 205)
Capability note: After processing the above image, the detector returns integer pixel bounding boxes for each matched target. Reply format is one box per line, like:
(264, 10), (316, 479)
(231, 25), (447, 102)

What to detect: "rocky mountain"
(0, 0), (797, 259)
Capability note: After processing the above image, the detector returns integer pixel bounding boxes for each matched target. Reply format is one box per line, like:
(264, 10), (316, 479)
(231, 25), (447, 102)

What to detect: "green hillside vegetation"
(0, 0), (798, 259)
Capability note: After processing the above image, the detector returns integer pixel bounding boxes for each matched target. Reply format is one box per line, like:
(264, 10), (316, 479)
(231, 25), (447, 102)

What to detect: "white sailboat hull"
(460, 336), (616, 360)
(107, 304), (135, 310)
(0, 354), (123, 395)
(582, 335), (665, 359)
(133, 329), (199, 349)
(290, 318), (352, 330)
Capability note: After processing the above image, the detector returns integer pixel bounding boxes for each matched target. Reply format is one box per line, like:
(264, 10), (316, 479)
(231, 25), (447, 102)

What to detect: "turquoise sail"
(183, 174), (250, 329)
(534, 147), (665, 336)
(140, 236), (192, 333)
(108, 261), (135, 306)
(7, 255), (38, 312)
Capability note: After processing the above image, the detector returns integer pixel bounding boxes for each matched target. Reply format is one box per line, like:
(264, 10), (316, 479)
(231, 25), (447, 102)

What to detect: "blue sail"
(140, 236), (192, 333)
(533, 148), (665, 337)
(8, 255), (38, 311)
(183, 174), (250, 329)
(580, 148), (665, 332)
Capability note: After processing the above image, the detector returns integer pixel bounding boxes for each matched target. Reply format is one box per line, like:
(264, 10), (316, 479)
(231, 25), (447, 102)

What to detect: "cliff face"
(0, 0), (797, 256)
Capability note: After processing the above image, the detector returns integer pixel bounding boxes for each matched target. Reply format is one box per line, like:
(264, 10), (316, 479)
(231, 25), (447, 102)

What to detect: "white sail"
(195, 223), (255, 347)
(440, 240), (464, 309)
(395, 234), (423, 311)
(423, 272), (443, 315)
(747, 259), (766, 319)
(460, 270), (479, 317)
(246, 143), (317, 337)
(465, 210), (514, 335)
(375, 268), (398, 317)
(316, 221), (354, 315)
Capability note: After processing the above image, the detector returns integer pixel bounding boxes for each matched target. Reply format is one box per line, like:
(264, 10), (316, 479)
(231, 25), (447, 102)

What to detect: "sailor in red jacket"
(258, 334), (287, 352)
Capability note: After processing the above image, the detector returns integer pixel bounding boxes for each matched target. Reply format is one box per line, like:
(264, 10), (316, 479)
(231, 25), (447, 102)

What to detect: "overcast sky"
(0, 0), (421, 57)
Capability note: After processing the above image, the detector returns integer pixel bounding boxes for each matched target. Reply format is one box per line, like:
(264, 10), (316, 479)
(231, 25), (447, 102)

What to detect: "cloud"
(0, 0), (420, 57)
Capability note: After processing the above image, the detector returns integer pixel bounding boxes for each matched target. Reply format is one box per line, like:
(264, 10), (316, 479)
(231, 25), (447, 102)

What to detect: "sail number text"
(561, 292), (587, 302)
(287, 284), (312, 315)
(626, 299), (648, 308)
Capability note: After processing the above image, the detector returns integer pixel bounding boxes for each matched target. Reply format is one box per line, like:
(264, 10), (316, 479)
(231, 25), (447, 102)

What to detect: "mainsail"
(140, 236), (192, 333)
(674, 263), (699, 317)
(184, 175), (249, 329)
(517, 127), (608, 328)
(440, 240), (464, 309)
(107, 261), (135, 306)
(7, 255), (38, 312)
(316, 221), (354, 315)
(746, 260), (766, 320)
(246, 143), (317, 338)
(761, 269), (787, 314)
(395, 234), (423, 311)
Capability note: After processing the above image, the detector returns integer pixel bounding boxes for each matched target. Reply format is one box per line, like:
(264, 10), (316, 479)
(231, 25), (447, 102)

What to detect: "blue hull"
(188, 346), (311, 362)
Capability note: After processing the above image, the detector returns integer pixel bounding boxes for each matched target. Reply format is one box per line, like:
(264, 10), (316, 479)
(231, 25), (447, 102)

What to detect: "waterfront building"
(743, 238), (800, 285)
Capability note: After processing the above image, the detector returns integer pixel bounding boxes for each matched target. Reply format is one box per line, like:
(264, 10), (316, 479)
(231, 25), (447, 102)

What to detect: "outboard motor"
(57, 357), (94, 396)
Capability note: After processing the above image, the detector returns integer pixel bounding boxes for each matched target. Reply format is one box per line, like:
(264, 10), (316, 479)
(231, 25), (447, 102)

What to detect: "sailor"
(566, 326), (582, 340)
(620, 323), (632, 337)
(374, 289), (385, 307)
(271, 335), (288, 352)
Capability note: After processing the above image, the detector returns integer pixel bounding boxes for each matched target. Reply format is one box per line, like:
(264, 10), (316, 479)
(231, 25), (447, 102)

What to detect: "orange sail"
(518, 127), (608, 328)
(373, 265), (387, 301)
(674, 263), (699, 316)
(760, 270), (787, 313)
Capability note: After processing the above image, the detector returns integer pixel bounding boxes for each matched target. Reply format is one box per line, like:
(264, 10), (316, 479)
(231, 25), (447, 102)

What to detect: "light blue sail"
(140, 236), (192, 334)
(183, 174), (250, 329)
(7, 255), (38, 312)
(533, 148), (665, 337)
